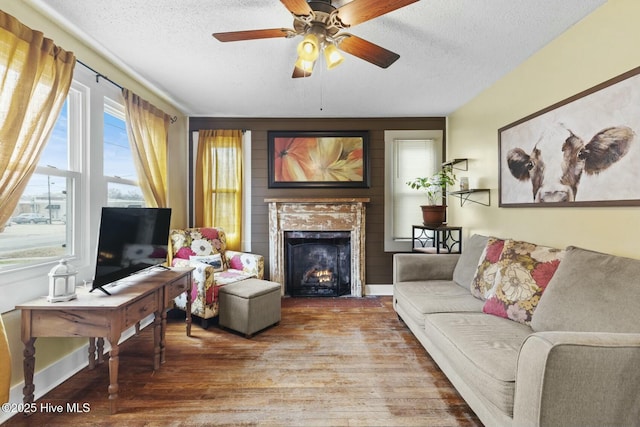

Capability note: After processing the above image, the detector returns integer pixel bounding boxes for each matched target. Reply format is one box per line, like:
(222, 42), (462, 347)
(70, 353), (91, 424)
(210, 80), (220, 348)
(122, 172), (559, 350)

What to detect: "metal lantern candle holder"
(47, 259), (78, 302)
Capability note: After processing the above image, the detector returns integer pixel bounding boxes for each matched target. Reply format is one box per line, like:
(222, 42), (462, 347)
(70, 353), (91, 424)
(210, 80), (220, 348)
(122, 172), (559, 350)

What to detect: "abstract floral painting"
(268, 131), (369, 188)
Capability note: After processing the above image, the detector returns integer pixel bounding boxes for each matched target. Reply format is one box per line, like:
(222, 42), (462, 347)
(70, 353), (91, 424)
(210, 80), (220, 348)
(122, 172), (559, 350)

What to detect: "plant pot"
(420, 205), (447, 226)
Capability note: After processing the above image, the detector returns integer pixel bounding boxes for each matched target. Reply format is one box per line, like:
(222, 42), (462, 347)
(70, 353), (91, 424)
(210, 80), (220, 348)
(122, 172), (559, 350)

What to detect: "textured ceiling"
(29, 0), (606, 117)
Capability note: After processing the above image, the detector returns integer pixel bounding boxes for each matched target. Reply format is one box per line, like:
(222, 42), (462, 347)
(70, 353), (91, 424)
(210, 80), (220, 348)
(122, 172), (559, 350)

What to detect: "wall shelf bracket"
(442, 158), (468, 171)
(448, 189), (490, 206)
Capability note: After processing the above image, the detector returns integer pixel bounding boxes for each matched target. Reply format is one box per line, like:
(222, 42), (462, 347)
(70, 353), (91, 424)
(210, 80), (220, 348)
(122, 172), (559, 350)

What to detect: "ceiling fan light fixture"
(295, 56), (315, 74)
(297, 33), (320, 61)
(323, 43), (344, 69)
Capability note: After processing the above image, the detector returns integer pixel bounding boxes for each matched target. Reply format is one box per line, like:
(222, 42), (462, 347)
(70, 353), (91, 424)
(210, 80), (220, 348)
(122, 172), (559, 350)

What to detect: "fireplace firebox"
(285, 231), (351, 297)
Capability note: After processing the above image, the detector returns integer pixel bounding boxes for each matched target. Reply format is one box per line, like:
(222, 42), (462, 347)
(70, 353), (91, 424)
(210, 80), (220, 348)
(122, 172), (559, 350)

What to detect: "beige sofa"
(393, 234), (640, 427)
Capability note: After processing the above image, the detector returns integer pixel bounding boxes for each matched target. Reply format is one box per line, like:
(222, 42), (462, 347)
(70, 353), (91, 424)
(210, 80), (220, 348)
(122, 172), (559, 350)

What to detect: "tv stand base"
(90, 285), (111, 296)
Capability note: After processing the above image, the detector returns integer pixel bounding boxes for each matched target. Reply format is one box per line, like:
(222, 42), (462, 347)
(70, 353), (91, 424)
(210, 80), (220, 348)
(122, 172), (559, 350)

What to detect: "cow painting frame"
(499, 66), (640, 208)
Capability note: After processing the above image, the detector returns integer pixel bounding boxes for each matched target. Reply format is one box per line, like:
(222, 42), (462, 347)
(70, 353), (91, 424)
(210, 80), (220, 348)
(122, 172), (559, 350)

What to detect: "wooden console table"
(17, 267), (193, 414)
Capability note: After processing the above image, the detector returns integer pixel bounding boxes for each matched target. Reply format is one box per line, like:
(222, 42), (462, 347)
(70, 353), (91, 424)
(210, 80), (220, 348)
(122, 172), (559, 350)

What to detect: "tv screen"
(92, 207), (172, 294)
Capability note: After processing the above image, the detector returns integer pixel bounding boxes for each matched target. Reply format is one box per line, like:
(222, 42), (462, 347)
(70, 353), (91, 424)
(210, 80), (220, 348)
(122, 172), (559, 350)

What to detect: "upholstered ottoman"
(218, 278), (281, 338)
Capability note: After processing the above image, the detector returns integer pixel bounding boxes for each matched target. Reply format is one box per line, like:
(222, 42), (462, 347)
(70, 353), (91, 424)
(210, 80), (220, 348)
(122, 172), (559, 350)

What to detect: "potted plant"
(406, 165), (456, 226)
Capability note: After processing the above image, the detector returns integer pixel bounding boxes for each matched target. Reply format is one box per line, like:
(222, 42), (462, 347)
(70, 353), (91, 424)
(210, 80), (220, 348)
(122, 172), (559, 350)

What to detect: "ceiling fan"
(212, 0), (419, 78)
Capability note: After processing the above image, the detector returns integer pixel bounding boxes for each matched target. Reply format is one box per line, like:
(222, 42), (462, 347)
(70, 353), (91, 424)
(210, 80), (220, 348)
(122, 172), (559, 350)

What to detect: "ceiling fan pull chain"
(319, 59), (324, 111)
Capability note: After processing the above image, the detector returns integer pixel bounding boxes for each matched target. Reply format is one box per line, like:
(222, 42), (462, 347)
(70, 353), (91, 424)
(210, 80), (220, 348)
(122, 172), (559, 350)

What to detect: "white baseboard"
(1, 314), (154, 424)
(364, 284), (392, 296)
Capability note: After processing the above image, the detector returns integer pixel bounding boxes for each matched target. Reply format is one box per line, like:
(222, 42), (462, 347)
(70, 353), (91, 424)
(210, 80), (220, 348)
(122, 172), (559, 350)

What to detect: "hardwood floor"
(4, 296), (482, 427)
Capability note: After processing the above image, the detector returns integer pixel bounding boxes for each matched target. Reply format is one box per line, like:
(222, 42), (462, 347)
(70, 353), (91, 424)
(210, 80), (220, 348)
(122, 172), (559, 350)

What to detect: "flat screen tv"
(92, 207), (172, 295)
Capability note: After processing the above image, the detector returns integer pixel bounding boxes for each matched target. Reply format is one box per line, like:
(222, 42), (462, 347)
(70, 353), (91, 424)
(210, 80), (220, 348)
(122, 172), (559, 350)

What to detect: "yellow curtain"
(122, 88), (170, 208)
(195, 129), (243, 250)
(0, 315), (9, 404)
(0, 11), (75, 230)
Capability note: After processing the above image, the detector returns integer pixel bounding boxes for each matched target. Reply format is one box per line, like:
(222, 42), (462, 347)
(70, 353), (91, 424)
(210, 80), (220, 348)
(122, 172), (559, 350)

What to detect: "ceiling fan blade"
(213, 28), (291, 42)
(336, 0), (419, 27)
(338, 35), (400, 68)
(280, 0), (312, 16)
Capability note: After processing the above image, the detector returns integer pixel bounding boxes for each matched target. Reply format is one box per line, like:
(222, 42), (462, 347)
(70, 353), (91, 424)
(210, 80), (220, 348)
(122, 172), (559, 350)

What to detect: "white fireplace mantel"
(265, 198), (370, 297)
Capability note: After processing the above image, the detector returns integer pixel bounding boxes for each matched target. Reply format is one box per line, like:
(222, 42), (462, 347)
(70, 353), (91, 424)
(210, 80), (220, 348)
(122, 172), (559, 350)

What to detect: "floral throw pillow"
(483, 240), (564, 325)
(470, 237), (506, 300)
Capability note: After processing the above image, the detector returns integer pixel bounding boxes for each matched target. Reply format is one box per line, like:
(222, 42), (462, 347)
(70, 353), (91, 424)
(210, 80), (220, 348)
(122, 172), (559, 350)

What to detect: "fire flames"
(303, 268), (334, 283)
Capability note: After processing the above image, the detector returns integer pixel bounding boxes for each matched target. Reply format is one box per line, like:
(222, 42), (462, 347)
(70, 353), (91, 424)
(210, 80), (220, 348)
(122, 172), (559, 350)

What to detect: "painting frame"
(267, 130), (370, 188)
(498, 66), (640, 208)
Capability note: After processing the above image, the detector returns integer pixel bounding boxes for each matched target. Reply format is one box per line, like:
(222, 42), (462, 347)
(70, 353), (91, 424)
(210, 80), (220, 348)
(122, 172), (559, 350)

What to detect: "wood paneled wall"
(189, 117), (446, 286)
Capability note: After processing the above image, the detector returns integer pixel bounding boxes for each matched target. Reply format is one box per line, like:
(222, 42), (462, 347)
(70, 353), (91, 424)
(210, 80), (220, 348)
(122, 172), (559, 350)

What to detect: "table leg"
(107, 335), (121, 415)
(97, 338), (105, 364)
(22, 337), (36, 406)
(88, 338), (96, 369)
(155, 310), (162, 369)
(186, 278), (192, 337)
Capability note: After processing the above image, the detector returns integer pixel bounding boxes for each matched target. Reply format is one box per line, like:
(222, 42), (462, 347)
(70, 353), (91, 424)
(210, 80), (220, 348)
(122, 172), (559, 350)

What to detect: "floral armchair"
(167, 227), (264, 328)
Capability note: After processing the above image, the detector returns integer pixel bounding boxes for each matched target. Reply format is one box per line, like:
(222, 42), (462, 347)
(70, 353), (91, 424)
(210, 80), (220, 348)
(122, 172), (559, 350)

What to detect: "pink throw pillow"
(483, 240), (564, 324)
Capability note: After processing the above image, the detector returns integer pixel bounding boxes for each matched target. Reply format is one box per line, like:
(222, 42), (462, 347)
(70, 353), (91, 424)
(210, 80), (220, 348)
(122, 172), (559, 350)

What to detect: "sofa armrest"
(392, 253), (459, 283)
(225, 250), (265, 279)
(513, 331), (640, 427)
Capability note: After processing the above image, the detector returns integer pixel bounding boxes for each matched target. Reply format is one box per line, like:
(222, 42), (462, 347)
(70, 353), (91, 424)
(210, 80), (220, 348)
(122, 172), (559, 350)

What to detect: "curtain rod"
(76, 59), (177, 124)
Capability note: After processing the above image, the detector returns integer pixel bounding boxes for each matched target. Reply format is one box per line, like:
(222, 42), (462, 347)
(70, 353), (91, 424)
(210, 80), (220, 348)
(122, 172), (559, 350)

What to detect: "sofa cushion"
(394, 281), (484, 327)
(424, 312), (532, 416)
(470, 237), (506, 300)
(531, 246), (640, 333)
(483, 240), (564, 325)
(452, 234), (489, 289)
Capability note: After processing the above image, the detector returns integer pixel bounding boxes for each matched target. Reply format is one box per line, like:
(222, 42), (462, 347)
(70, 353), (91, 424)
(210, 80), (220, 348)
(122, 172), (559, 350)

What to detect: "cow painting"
(499, 69), (640, 206)
(506, 126), (635, 202)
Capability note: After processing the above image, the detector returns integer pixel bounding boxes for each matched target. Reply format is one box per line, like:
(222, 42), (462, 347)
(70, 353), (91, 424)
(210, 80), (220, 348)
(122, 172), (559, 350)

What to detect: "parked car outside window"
(10, 213), (50, 224)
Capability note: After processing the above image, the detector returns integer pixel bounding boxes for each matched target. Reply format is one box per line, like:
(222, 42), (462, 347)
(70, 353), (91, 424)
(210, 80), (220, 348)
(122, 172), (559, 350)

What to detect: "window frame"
(0, 65), (134, 313)
(0, 78), (87, 312)
(384, 130), (444, 252)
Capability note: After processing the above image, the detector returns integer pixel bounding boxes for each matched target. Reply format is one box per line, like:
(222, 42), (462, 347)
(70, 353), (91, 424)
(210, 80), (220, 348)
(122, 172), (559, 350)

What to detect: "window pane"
(393, 139), (440, 238)
(0, 174), (71, 269)
(104, 112), (136, 179)
(39, 99), (68, 169)
(107, 182), (145, 207)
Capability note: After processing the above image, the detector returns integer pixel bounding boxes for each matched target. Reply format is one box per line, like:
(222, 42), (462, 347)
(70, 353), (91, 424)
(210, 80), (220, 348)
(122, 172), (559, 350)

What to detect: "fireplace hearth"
(285, 231), (351, 297)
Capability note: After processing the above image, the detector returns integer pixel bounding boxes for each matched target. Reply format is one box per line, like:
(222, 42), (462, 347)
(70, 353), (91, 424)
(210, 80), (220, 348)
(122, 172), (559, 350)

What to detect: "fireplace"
(266, 198), (369, 297)
(285, 231), (351, 297)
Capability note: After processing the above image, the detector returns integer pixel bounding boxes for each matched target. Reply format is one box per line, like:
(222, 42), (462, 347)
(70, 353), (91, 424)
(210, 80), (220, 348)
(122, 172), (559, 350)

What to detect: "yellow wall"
(448, 0), (640, 257)
(0, 0), (188, 389)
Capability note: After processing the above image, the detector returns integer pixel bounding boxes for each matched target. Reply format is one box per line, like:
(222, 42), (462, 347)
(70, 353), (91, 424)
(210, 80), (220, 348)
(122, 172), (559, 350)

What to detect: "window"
(190, 131), (252, 251)
(103, 100), (144, 207)
(1, 95), (80, 269)
(0, 64), (144, 313)
(384, 130), (443, 252)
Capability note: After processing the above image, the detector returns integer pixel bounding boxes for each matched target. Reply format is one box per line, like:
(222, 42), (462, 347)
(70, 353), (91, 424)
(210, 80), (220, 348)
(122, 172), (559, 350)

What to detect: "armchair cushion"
(190, 254), (224, 272)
